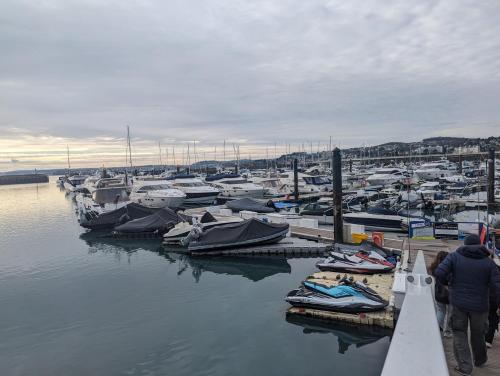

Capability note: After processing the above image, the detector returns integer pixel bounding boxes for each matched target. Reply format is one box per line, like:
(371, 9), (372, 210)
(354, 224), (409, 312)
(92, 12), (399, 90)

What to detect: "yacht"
(130, 180), (186, 208)
(301, 174), (332, 193)
(414, 161), (456, 180)
(206, 174), (265, 198)
(416, 181), (441, 200)
(63, 175), (88, 192)
(365, 168), (409, 186)
(366, 168), (410, 186)
(89, 177), (129, 204)
(343, 208), (411, 233)
(167, 175), (220, 205)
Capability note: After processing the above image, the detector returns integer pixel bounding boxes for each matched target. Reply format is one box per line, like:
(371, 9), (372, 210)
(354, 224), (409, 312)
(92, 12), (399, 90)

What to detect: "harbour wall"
(0, 174), (49, 185)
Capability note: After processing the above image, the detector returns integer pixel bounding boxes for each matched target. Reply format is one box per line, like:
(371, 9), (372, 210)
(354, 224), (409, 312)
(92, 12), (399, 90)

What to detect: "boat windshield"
(303, 176), (331, 185)
(221, 180), (248, 184)
(138, 184), (170, 191)
(174, 182), (205, 187)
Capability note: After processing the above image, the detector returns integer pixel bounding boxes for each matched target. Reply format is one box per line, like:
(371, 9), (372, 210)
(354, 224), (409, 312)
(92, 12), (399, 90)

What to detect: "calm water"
(0, 178), (390, 376)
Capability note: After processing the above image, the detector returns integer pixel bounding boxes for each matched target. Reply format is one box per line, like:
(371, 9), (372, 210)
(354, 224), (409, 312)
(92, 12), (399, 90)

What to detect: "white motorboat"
(168, 176), (220, 205)
(63, 175), (88, 192)
(365, 168), (409, 186)
(414, 161), (456, 180)
(130, 180), (186, 208)
(416, 181), (441, 200)
(206, 175), (265, 199)
(89, 177), (130, 204)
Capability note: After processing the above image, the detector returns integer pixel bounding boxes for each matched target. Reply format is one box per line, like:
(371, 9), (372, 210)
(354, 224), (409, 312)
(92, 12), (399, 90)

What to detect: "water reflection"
(286, 315), (392, 355)
(79, 231), (292, 281)
(185, 255), (291, 282)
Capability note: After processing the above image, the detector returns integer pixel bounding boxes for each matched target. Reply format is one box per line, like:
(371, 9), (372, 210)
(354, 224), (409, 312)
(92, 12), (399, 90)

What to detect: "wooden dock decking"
(286, 271), (395, 329)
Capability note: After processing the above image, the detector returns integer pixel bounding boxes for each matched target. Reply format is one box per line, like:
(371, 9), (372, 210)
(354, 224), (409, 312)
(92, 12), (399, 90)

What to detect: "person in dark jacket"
(485, 263), (500, 347)
(435, 234), (500, 376)
(430, 251), (452, 337)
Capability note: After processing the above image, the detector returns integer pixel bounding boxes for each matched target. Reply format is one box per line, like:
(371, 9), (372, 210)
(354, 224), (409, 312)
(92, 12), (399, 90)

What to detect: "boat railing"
(381, 250), (449, 376)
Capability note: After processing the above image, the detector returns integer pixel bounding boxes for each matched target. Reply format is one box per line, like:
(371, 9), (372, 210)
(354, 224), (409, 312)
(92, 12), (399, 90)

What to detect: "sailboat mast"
(126, 125), (133, 168)
(66, 145), (71, 173)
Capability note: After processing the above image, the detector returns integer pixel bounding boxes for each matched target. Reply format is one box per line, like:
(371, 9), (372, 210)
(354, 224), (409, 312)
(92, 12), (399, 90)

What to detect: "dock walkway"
(417, 245), (500, 376)
(291, 225), (500, 375)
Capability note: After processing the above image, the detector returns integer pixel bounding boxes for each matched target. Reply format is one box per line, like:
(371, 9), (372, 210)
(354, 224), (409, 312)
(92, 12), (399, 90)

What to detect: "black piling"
(235, 164), (239, 174)
(293, 158), (299, 201)
(458, 153), (462, 174)
(349, 159), (353, 173)
(487, 148), (495, 214)
(332, 148), (343, 243)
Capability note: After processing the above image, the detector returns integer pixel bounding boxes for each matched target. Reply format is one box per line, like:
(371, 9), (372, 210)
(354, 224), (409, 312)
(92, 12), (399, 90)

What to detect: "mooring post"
(349, 158), (353, 173)
(332, 148), (343, 243)
(458, 153), (462, 174)
(235, 164), (238, 174)
(487, 148), (495, 215)
(293, 158), (299, 201)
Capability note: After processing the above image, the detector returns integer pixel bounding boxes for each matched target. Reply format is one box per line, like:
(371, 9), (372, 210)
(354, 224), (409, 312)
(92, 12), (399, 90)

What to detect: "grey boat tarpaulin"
(189, 218), (289, 252)
(114, 207), (185, 234)
(225, 198), (277, 213)
(82, 203), (156, 230)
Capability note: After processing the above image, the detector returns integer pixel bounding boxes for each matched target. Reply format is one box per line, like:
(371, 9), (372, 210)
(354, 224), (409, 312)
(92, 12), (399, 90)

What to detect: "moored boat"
(187, 218), (289, 252)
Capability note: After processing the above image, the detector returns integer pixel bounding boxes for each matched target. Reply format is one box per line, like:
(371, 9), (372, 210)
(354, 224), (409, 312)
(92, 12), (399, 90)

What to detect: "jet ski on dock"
(286, 279), (388, 313)
(316, 250), (395, 274)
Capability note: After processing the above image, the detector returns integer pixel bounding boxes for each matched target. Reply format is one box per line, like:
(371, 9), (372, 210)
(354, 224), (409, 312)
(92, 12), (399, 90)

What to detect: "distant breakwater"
(0, 174), (49, 185)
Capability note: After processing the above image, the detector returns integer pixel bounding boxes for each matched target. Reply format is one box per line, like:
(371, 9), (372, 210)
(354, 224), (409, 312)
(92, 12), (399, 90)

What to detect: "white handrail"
(381, 250), (449, 376)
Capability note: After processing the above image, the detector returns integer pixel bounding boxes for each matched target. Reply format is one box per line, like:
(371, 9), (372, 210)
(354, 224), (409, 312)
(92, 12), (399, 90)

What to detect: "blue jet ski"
(286, 279), (388, 313)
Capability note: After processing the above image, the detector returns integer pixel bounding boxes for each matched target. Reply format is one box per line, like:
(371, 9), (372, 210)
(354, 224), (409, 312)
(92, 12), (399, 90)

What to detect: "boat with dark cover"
(286, 280), (388, 313)
(163, 212), (243, 244)
(80, 202), (157, 230)
(113, 207), (189, 236)
(225, 198), (277, 213)
(188, 218), (289, 252)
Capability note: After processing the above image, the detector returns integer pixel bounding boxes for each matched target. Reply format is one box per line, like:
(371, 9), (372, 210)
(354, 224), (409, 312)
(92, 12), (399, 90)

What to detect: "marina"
(1, 141), (499, 376)
(3, 2), (500, 374)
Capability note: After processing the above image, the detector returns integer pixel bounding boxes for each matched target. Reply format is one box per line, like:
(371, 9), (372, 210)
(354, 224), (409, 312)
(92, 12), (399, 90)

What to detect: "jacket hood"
(456, 244), (490, 259)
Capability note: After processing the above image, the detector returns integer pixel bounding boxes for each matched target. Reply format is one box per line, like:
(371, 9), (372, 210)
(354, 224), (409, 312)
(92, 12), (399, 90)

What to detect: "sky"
(1, 0), (500, 171)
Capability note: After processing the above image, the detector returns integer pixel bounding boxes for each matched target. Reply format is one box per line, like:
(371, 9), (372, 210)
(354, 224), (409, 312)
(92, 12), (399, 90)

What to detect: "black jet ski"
(286, 280), (388, 313)
(188, 218), (289, 253)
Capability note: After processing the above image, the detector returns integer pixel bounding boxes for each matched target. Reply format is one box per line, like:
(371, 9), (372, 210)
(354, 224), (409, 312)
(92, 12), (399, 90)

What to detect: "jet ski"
(286, 280), (388, 313)
(187, 218), (289, 253)
(316, 249), (395, 274)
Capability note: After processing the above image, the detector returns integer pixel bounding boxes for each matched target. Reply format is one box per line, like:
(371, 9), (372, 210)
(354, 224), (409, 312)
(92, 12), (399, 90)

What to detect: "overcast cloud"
(1, 0), (500, 170)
